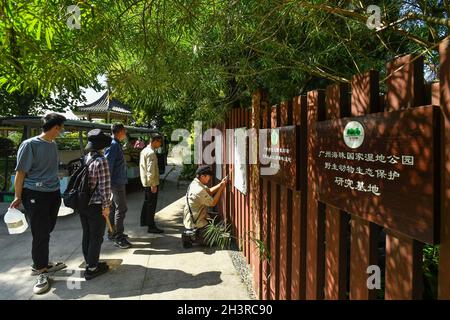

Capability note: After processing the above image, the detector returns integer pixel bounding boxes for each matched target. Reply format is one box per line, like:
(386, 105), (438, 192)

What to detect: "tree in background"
(0, 1), (448, 128)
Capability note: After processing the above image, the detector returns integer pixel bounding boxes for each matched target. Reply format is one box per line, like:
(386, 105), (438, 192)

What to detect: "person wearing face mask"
(10, 113), (67, 295)
(79, 129), (112, 280)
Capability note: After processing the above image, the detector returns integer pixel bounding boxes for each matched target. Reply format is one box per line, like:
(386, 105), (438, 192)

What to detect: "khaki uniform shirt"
(184, 178), (214, 229)
(139, 146), (160, 187)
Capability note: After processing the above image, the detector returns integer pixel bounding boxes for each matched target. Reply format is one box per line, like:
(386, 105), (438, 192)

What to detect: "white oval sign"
(271, 129), (279, 146)
(343, 121), (365, 149)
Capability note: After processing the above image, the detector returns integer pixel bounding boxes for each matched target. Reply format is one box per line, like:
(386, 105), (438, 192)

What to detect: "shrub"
(0, 137), (15, 157)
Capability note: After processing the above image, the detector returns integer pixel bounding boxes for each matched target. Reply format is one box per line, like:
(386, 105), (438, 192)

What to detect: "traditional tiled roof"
(75, 91), (132, 115)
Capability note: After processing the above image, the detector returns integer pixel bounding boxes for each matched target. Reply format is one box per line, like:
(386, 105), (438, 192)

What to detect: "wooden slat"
(242, 108), (246, 257)
(237, 108), (242, 250)
(306, 90), (326, 299)
(243, 108), (247, 259)
(246, 108), (251, 265)
(291, 95), (307, 300)
(236, 108), (241, 248)
(244, 107), (248, 261)
(431, 82), (440, 106)
(222, 122), (228, 224)
(250, 91), (263, 298)
(386, 54), (425, 111)
(261, 106), (270, 300)
(350, 217), (379, 300)
(231, 109), (236, 237)
(351, 70), (380, 116)
(438, 38), (450, 300)
(245, 108), (249, 261)
(235, 108), (240, 243)
(243, 108), (247, 261)
(241, 108), (245, 251)
(225, 119), (230, 223)
(279, 101), (292, 300)
(228, 114), (233, 224)
(349, 71), (381, 300)
(385, 230), (423, 299)
(269, 105), (280, 300)
(384, 54), (425, 300)
(324, 83), (350, 300)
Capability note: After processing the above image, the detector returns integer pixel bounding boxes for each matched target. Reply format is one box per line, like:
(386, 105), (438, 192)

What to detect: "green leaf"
(27, 17), (38, 33)
(36, 21), (42, 40)
(45, 27), (52, 49)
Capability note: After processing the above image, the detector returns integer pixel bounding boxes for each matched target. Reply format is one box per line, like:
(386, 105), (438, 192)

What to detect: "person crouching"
(80, 129), (112, 280)
(182, 165), (228, 248)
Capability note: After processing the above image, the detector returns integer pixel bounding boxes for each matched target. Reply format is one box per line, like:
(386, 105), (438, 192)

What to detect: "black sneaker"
(182, 232), (193, 249)
(107, 231), (117, 241)
(84, 263), (109, 281)
(114, 237), (132, 249)
(147, 226), (164, 234)
(33, 272), (50, 294)
(31, 262), (66, 276)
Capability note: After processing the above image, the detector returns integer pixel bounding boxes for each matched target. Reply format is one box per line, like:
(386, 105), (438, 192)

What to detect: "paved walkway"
(0, 165), (252, 300)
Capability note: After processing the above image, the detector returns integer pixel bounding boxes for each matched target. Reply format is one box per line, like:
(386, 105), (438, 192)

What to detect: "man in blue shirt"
(10, 113), (67, 295)
(105, 123), (132, 249)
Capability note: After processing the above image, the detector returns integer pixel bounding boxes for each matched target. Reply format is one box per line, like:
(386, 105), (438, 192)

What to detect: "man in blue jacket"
(105, 123), (132, 249)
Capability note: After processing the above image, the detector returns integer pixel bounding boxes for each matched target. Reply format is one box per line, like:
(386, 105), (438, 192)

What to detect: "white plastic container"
(3, 208), (28, 234)
(58, 201), (74, 217)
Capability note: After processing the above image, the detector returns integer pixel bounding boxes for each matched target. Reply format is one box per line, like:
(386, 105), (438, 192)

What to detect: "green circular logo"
(271, 129), (279, 146)
(343, 121), (365, 149)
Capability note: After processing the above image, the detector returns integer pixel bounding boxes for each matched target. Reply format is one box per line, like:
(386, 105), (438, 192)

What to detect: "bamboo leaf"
(36, 21), (42, 40)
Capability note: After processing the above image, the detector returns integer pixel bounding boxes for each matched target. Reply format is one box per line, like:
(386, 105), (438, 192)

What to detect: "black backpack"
(63, 154), (100, 210)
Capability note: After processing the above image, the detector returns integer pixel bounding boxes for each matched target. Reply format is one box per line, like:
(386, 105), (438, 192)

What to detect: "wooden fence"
(209, 39), (450, 300)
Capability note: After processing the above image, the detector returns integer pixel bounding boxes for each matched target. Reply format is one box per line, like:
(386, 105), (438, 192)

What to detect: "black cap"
(196, 165), (214, 176)
(85, 129), (112, 151)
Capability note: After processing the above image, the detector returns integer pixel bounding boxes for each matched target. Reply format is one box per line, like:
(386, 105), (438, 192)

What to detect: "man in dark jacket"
(105, 123), (132, 249)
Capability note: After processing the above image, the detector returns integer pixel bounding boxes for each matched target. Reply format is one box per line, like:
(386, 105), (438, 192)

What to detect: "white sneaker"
(33, 273), (50, 295)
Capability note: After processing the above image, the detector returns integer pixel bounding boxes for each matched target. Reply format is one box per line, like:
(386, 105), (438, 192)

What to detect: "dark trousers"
(22, 188), (61, 270)
(79, 204), (106, 268)
(109, 184), (127, 236)
(140, 187), (158, 228)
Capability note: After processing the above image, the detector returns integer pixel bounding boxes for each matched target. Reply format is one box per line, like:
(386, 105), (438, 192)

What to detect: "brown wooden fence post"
(237, 108), (245, 257)
(324, 83), (351, 300)
(222, 122), (228, 224)
(306, 90), (326, 299)
(438, 37), (450, 300)
(225, 117), (231, 224)
(231, 109), (236, 241)
(291, 95), (308, 299)
(246, 108), (252, 265)
(279, 100), (292, 300)
(235, 108), (240, 246)
(250, 91), (263, 298)
(384, 55), (425, 300)
(349, 70), (380, 300)
(261, 105), (271, 300)
(269, 105), (280, 300)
